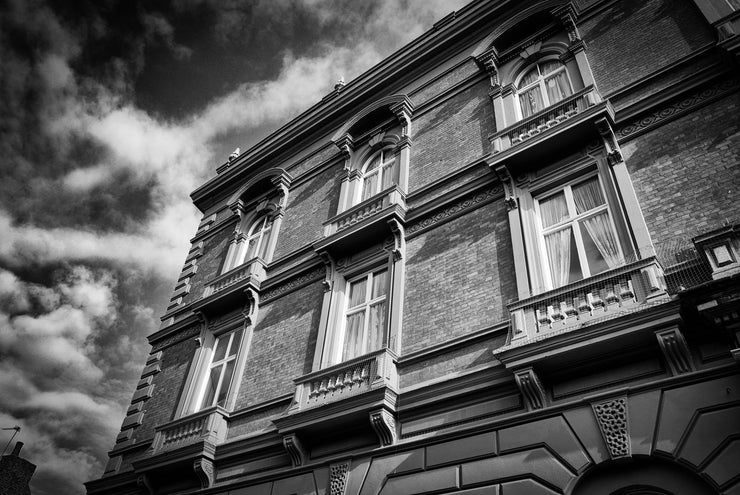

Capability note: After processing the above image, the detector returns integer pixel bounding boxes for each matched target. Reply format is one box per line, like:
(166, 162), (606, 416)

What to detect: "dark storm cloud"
(0, 1), (468, 493)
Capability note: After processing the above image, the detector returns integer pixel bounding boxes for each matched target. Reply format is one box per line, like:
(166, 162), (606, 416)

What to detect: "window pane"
(572, 178), (605, 213)
(545, 70), (570, 104)
(579, 212), (622, 273)
(343, 311), (365, 361)
(544, 227), (582, 287)
(519, 87), (544, 118)
(257, 228), (271, 260)
(200, 365), (221, 409)
(519, 67), (540, 87)
(540, 61), (562, 76)
(362, 172), (378, 201)
(228, 329), (243, 357)
(540, 191), (569, 228)
(365, 153), (381, 172)
(348, 277), (367, 308)
(381, 161), (397, 190)
(367, 301), (387, 351)
(212, 335), (228, 362)
(372, 270), (388, 298)
(216, 360), (236, 407)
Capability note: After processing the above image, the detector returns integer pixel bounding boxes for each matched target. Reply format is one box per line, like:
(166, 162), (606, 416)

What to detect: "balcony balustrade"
(491, 86), (601, 155)
(290, 348), (398, 413)
(202, 259), (266, 298)
(151, 407), (228, 453)
(324, 186), (406, 238)
(504, 257), (668, 349)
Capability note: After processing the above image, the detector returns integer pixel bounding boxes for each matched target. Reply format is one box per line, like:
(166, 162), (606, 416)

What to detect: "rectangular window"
(324, 268), (389, 367)
(536, 175), (624, 289)
(199, 328), (243, 410)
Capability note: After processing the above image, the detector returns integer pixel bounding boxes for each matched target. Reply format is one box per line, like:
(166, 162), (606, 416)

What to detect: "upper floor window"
(340, 268), (388, 363)
(517, 61), (573, 118)
(244, 214), (274, 262)
(536, 175), (624, 289)
(361, 148), (398, 202)
(197, 328), (243, 410)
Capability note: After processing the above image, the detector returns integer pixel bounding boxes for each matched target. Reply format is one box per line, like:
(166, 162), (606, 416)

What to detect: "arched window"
(361, 148), (398, 202)
(244, 214), (273, 262)
(517, 60), (573, 118)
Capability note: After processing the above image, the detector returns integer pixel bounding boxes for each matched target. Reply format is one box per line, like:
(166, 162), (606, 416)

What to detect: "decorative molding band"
(282, 433), (308, 467)
(592, 396), (630, 459)
(261, 266), (325, 302)
(617, 77), (740, 141)
(655, 327), (694, 375)
(193, 458), (215, 489)
(369, 409), (396, 446)
(329, 461), (351, 495)
(151, 324), (200, 353)
(513, 368), (546, 411)
(406, 186), (500, 238)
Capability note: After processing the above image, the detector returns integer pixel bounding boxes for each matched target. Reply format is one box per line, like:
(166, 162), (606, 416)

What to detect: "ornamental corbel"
(242, 287), (259, 326)
(230, 199), (246, 220)
(319, 251), (335, 292)
(193, 458), (215, 489)
(369, 409), (396, 446)
(475, 46), (500, 88)
(552, 3), (581, 43)
(137, 474), (154, 495)
(595, 117), (623, 165)
(493, 164), (517, 211)
(655, 327), (694, 375)
(390, 100), (413, 137)
(270, 175), (292, 209)
(283, 433), (308, 467)
(387, 218), (406, 261)
(335, 133), (354, 159)
(513, 367), (546, 411)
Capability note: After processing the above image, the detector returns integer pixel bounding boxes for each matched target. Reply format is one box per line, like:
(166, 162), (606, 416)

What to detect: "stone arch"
(569, 456), (718, 495)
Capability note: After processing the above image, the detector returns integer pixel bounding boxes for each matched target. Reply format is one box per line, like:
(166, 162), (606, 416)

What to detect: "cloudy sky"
(0, 1), (469, 493)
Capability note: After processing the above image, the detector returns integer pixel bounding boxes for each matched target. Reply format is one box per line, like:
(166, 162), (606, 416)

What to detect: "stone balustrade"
(324, 186), (406, 237)
(151, 407), (228, 453)
(291, 348), (398, 412)
(505, 257), (668, 347)
(203, 259), (266, 298)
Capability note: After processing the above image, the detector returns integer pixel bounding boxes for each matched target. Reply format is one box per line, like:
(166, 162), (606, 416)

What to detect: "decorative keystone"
(514, 367), (546, 410)
(369, 409), (396, 446)
(592, 397), (630, 459)
(655, 327), (694, 375)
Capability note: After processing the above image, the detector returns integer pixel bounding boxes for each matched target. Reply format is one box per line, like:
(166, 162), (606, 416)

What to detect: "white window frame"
(191, 327), (243, 412)
(515, 60), (574, 119)
(534, 173), (625, 291)
(361, 148), (398, 202)
(244, 214), (273, 262)
(340, 268), (389, 364)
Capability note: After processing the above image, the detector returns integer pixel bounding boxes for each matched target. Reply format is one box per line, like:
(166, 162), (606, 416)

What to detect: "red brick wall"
(581, 0), (713, 96)
(234, 280), (323, 408)
(136, 339), (197, 441)
(403, 200), (515, 354)
(624, 92), (740, 265)
(273, 164), (343, 259)
(410, 80), (493, 192)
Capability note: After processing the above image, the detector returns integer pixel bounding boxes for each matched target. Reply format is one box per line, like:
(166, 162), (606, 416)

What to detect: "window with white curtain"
(536, 175), (624, 289)
(361, 148), (398, 202)
(517, 60), (573, 118)
(196, 328), (243, 410)
(244, 214), (273, 262)
(325, 268), (389, 366)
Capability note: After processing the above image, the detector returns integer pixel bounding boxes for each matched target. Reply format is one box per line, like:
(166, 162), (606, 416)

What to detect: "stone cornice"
(189, 0), (508, 208)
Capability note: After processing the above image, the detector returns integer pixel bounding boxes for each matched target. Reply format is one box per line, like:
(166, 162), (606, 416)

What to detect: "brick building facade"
(87, 0), (740, 494)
